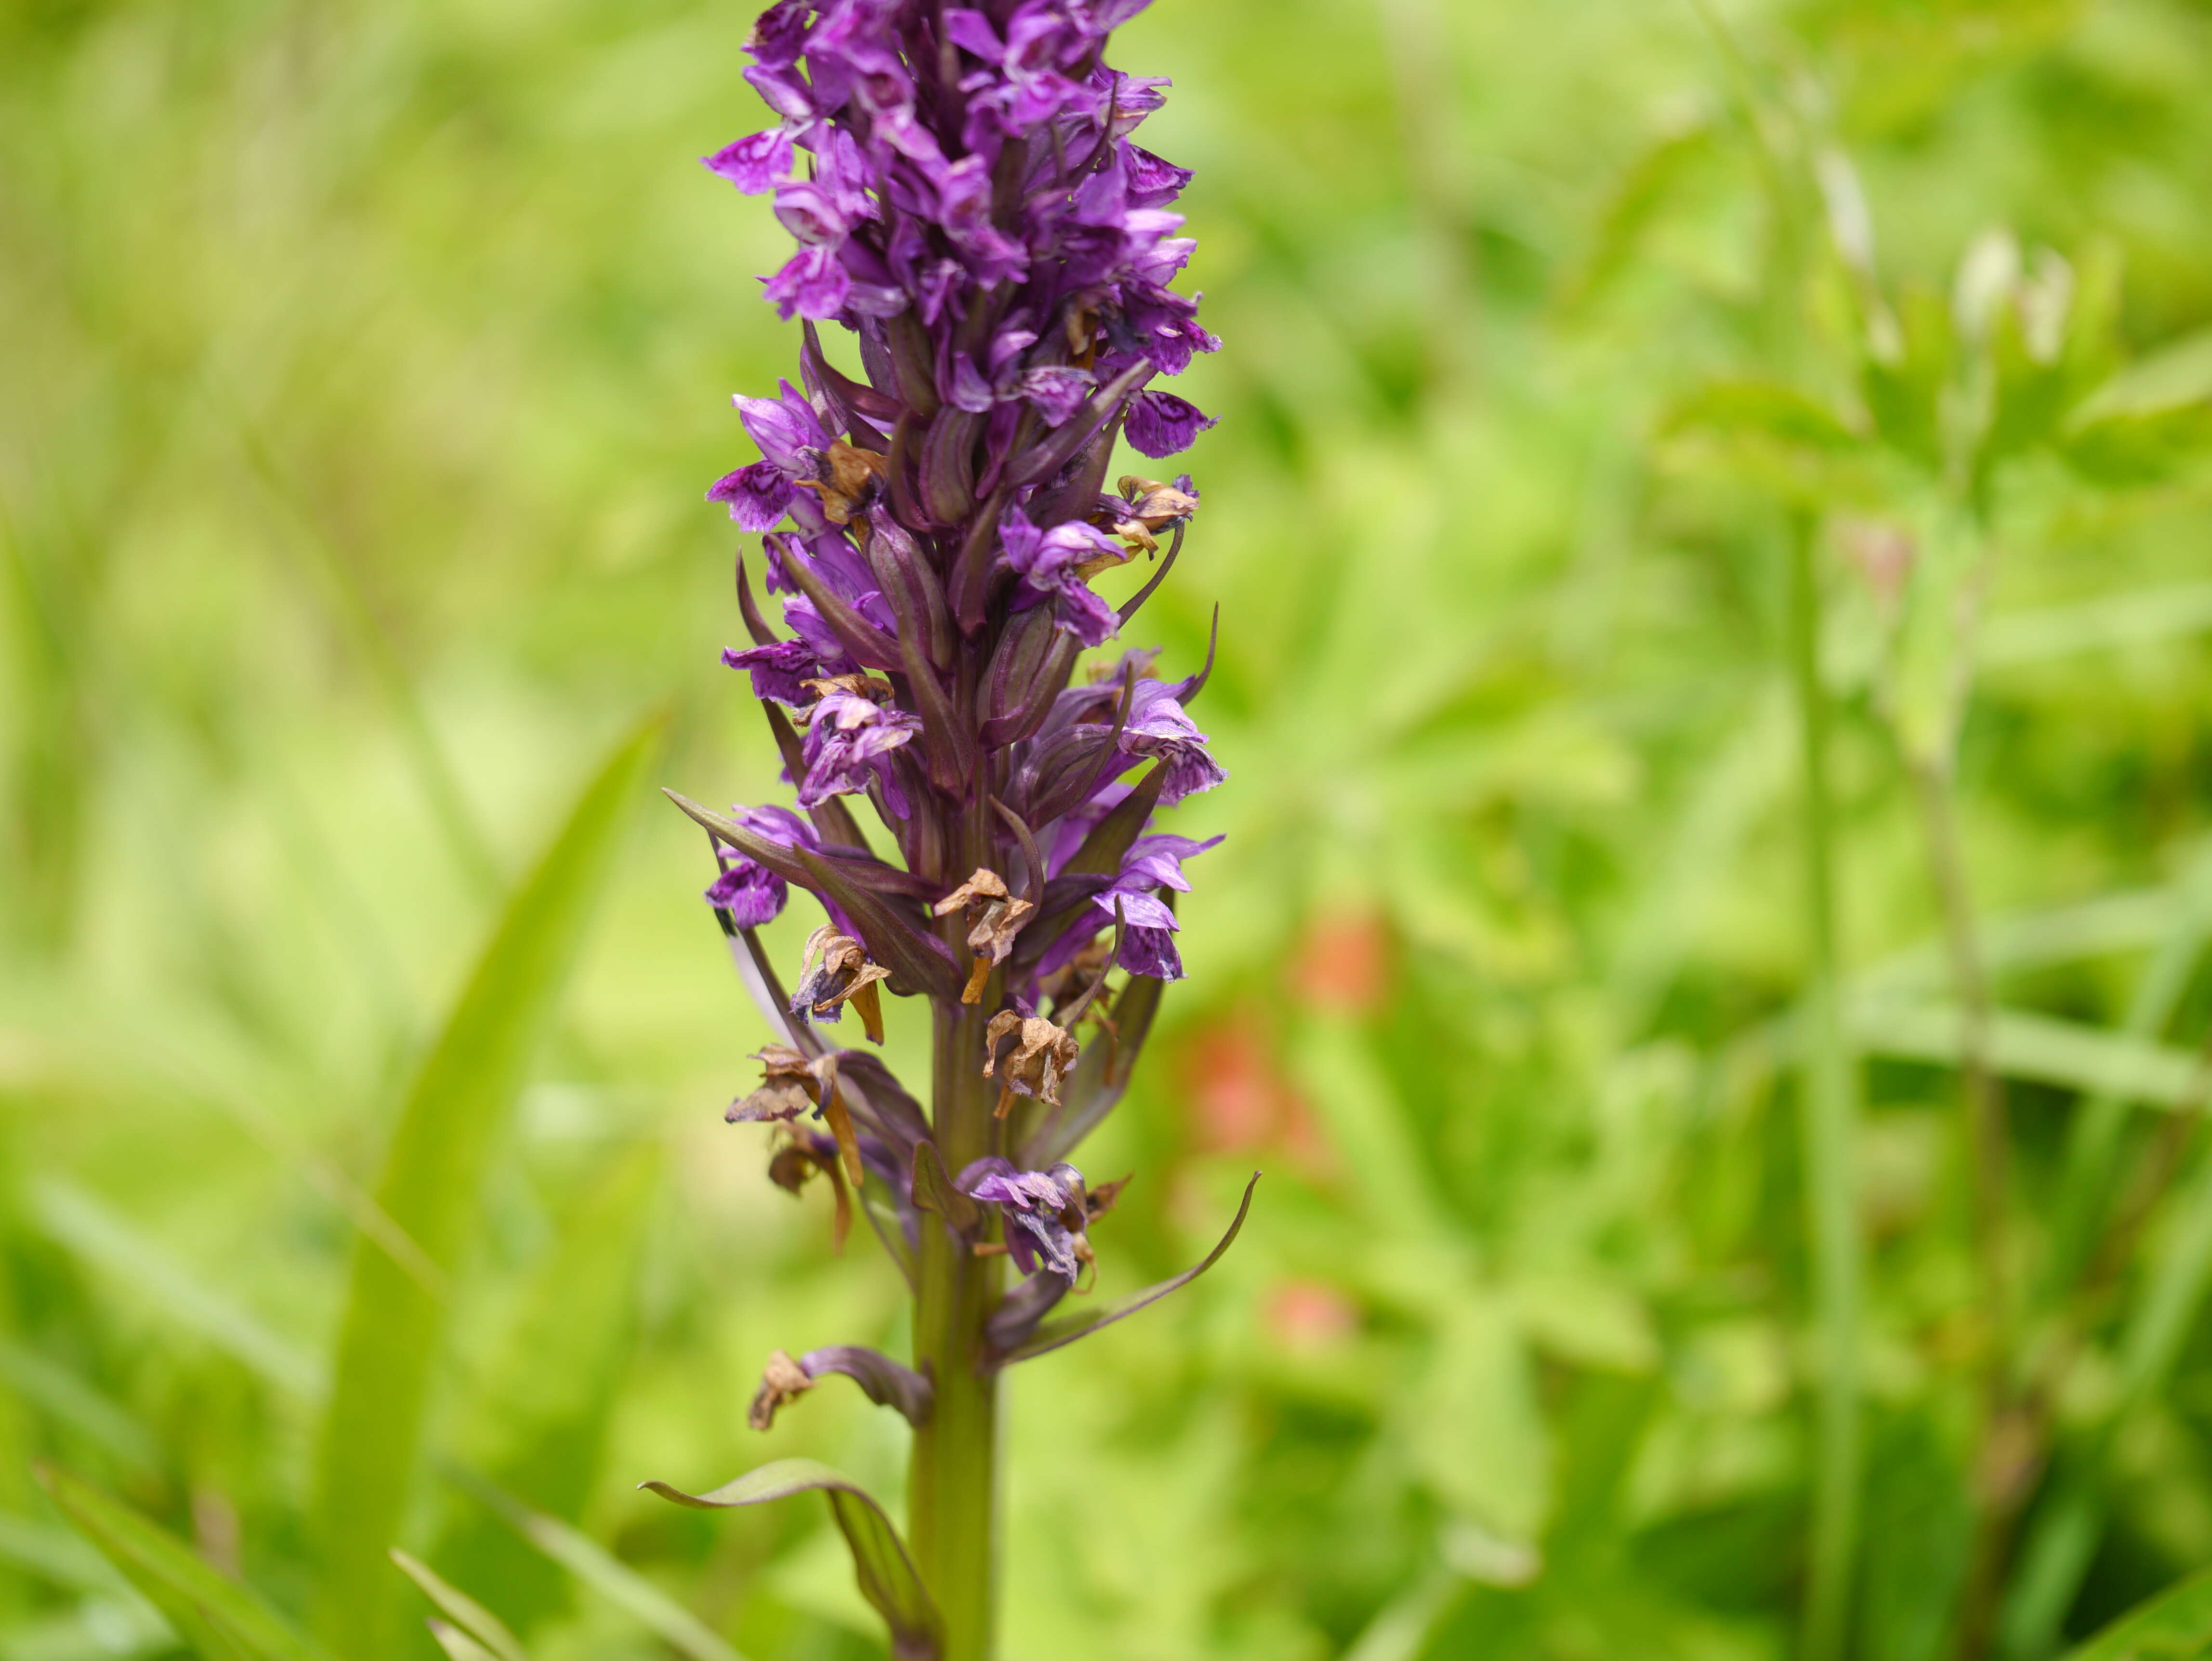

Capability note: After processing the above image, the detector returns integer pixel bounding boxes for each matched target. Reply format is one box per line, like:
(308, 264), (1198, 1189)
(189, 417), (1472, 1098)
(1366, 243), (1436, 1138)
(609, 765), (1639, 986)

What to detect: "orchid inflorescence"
(648, 2), (1254, 1656)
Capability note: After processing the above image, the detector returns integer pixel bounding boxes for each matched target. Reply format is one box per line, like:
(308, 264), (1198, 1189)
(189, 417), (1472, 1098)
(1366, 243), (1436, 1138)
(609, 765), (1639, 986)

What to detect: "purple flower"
(704, 804), (819, 926)
(735, 381), (832, 471)
(721, 639), (822, 706)
(1014, 366), (1095, 424)
(709, 461), (796, 531)
(1122, 681), (1227, 803)
(957, 1157), (1092, 1285)
(669, 8), (1255, 1614)
(1092, 832), (1222, 979)
(1001, 503), (1124, 648)
(763, 243), (851, 321)
(702, 129), (793, 193)
(801, 690), (922, 817)
(1125, 390), (1218, 458)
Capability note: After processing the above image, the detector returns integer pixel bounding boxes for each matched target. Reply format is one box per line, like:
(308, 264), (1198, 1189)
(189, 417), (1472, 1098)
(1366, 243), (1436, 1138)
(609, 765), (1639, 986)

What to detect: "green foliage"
(311, 713), (661, 1658)
(40, 1464), (333, 1661)
(644, 1463), (936, 1660)
(6, 0), (2212, 1659)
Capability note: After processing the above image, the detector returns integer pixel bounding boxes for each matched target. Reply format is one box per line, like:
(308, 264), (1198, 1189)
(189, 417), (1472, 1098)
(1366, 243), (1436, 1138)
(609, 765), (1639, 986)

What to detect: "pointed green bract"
(642, 1459), (942, 1661)
(307, 712), (665, 1658)
(40, 1464), (335, 1661)
(389, 1551), (528, 1661)
(1000, 1174), (1261, 1364)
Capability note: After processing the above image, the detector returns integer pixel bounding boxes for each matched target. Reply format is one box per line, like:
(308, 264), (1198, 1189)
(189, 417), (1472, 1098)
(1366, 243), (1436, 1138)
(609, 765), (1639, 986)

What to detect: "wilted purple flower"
(1001, 504), (1127, 647)
(957, 1157), (1091, 1285)
(800, 690), (922, 817)
(704, 804), (820, 926)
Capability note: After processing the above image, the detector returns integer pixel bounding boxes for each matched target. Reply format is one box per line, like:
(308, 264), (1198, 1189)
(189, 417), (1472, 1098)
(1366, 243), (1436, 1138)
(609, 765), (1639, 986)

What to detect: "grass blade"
(30, 1179), (325, 1403)
(307, 712), (664, 1659)
(450, 1470), (746, 1661)
(426, 1621), (506, 1661)
(39, 1464), (335, 1661)
(388, 1551), (527, 1661)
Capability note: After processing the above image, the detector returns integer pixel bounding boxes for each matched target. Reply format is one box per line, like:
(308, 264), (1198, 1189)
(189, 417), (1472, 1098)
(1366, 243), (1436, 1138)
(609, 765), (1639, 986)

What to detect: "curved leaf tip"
(641, 1460), (941, 1660)
(997, 1171), (1261, 1366)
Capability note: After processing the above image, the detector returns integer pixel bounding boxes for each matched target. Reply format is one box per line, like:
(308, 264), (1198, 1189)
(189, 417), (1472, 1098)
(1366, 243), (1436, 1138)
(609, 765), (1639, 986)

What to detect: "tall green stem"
(911, 1001), (1004, 1661)
(1790, 514), (1863, 1661)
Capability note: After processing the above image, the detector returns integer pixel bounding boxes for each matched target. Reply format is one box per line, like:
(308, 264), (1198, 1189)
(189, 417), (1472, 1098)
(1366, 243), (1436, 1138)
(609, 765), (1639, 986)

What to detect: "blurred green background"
(9, 0), (2212, 1657)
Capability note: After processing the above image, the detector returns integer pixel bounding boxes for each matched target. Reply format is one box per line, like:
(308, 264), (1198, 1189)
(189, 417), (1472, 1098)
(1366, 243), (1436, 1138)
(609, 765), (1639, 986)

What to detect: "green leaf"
(388, 1551), (528, 1661)
(426, 1621), (505, 1661)
(1663, 379), (1861, 452)
(1411, 1300), (1552, 1547)
(39, 1463), (336, 1661)
(2056, 1565), (2212, 1661)
(999, 1173), (1261, 1364)
(2060, 327), (2212, 484)
(432, 1148), (661, 1635)
(31, 1179), (326, 1402)
(448, 1469), (746, 1661)
(1862, 281), (1954, 470)
(641, 1459), (941, 1661)
(307, 712), (665, 1659)
(1844, 1000), (2203, 1108)
(2067, 329), (2212, 426)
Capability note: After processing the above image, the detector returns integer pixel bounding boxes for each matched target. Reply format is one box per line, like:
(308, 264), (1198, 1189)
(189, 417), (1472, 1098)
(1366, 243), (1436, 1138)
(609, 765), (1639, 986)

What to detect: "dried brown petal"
(727, 1079), (816, 1124)
(1084, 1173), (1133, 1222)
(793, 925), (894, 1040)
(1116, 475), (1201, 529)
(748, 1348), (816, 1431)
(937, 869), (1037, 1004)
(933, 869), (1014, 914)
(983, 1011), (1082, 1118)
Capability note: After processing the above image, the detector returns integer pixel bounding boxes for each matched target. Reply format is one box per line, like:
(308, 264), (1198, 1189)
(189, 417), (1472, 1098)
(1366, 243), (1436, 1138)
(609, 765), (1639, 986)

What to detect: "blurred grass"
(6, 0), (2212, 1659)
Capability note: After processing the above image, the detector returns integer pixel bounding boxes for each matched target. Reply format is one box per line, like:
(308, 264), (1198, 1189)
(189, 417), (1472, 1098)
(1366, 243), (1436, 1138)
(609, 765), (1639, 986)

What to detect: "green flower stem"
(1789, 514), (1863, 1661)
(911, 997), (1005, 1661)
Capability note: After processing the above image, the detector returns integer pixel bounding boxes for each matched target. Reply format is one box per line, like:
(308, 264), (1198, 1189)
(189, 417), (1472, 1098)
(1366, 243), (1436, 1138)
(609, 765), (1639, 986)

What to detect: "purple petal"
(721, 640), (820, 706)
(702, 129), (794, 194)
(763, 244), (851, 322)
(708, 461), (796, 531)
(1124, 390), (1218, 458)
(1016, 366), (1096, 425)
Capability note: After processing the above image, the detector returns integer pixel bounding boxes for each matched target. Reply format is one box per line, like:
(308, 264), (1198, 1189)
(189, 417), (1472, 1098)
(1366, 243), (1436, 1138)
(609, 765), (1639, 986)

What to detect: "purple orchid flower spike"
(649, 6), (1254, 1658)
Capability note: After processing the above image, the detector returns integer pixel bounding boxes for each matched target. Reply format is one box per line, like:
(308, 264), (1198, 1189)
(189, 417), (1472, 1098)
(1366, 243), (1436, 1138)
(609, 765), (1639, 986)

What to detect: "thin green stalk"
(1924, 748), (2028, 1661)
(911, 975), (1005, 1657)
(1790, 514), (1863, 1661)
(1910, 758), (2007, 1345)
